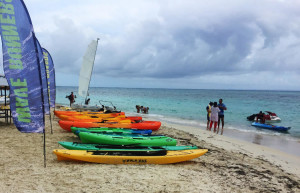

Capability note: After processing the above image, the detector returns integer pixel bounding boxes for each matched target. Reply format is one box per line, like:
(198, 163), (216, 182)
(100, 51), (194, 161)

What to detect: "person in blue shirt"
(217, 98), (227, 135)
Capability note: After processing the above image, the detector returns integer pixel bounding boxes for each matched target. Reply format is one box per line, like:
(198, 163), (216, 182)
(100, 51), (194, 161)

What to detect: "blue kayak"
(251, 122), (291, 132)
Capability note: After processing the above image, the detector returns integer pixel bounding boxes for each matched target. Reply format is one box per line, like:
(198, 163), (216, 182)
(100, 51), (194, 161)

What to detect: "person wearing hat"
(206, 101), (213, 130)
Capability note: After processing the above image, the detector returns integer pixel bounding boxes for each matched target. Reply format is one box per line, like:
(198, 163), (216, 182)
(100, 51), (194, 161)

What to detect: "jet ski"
(247, 111), (281, 122)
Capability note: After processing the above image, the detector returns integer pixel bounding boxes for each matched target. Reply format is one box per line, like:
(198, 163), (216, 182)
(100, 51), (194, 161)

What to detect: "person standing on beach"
(210, 102), (220, 132)
(144, 107), (149, 114)
(67, 92), (76, 107)
(206, 102), (213, 130)
(217, 98), (227, 135)
(136, 105), (141, 113)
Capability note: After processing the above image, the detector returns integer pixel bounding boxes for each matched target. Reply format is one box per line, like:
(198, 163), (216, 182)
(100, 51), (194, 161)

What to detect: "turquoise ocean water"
(56, 86), (300, 154)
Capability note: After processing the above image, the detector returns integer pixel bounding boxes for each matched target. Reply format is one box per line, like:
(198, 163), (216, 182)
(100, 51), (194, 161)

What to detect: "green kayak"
(58, 141), (197, 151)
(79, 132), (177, 146)
(71, 127), (132, 136)
(70, 127), (152, 136)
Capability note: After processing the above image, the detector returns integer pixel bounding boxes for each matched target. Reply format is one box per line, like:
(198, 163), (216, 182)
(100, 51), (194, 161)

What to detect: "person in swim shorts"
(217, 98), (227, 135)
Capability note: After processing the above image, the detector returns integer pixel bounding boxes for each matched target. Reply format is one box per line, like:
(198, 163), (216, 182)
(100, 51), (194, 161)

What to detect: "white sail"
(78, 39), (99, 98)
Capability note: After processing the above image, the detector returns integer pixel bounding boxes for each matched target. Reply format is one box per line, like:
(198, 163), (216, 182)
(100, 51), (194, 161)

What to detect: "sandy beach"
(1, 111), (300, 193)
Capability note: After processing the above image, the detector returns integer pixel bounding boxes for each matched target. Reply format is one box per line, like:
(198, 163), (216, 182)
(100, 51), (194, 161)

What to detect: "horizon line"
(56, 85), (300, 92)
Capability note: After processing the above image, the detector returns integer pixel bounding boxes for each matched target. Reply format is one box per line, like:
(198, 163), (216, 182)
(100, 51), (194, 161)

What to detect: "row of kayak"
(53, 110), (208, 164)
(55, 110), (162, 131)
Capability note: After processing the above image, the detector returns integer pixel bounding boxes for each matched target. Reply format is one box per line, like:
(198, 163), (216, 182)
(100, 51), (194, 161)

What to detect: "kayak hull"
(53, 149), (208, 164)
(54, 110), (125, 118)
(57, 114), (142, 122)
(70, 127), (153, 135)
(58, 142), (198, 151)
(78, 132), (177, 146)
(59, 120), (161, 132)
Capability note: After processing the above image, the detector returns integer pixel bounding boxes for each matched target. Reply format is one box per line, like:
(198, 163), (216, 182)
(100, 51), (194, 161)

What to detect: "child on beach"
(210, 102), (220, 132)
(206, 102), (213, 130)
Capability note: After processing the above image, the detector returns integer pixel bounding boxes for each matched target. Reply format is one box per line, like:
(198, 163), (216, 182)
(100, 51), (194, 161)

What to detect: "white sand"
(1, 112), (300, 192)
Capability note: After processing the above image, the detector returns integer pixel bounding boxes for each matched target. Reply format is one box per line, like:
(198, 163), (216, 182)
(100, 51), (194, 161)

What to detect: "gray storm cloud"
(1, 0), (300, 90)
(86, 0), (300, 79)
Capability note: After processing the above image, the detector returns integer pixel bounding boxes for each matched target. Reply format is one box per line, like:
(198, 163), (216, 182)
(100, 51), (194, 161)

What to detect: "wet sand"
(221, 127), (300, 156)
(141, 113), (300, 157)
(0, 112), (300, 192)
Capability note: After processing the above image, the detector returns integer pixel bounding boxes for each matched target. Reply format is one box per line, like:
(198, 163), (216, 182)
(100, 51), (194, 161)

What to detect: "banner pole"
(44, 128), (46, 168)
(49, 110), (53, 134)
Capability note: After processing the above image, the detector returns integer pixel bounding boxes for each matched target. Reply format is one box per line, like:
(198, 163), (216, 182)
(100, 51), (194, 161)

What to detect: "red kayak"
(58, 120), (161, 132)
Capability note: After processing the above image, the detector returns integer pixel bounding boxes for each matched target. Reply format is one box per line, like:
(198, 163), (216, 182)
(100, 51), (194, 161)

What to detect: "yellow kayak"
(53, 149), (208, 164)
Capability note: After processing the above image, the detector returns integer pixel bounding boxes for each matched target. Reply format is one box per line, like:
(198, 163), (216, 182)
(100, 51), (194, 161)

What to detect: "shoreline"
(138, 113), (300, 178)
(139, 113), (300, 157)
(1, 111), (300, 192)
(140, 113), (300, 177)
(221, 125), (300, 156)
(160, 121), (300, 178)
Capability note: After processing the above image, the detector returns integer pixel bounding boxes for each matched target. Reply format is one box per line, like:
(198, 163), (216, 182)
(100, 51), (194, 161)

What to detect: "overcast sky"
(1, 0), (300, 90)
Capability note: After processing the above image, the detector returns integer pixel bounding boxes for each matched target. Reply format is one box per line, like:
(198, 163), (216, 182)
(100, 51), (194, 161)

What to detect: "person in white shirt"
(210, 102), (220, 133)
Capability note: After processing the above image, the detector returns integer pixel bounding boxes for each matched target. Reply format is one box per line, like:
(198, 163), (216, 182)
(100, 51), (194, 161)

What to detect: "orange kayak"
(60, 117), (132, 123)
(57, 114), (142, 122)
(54, 110), (125, 118)
(58, 120), (161, 132)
